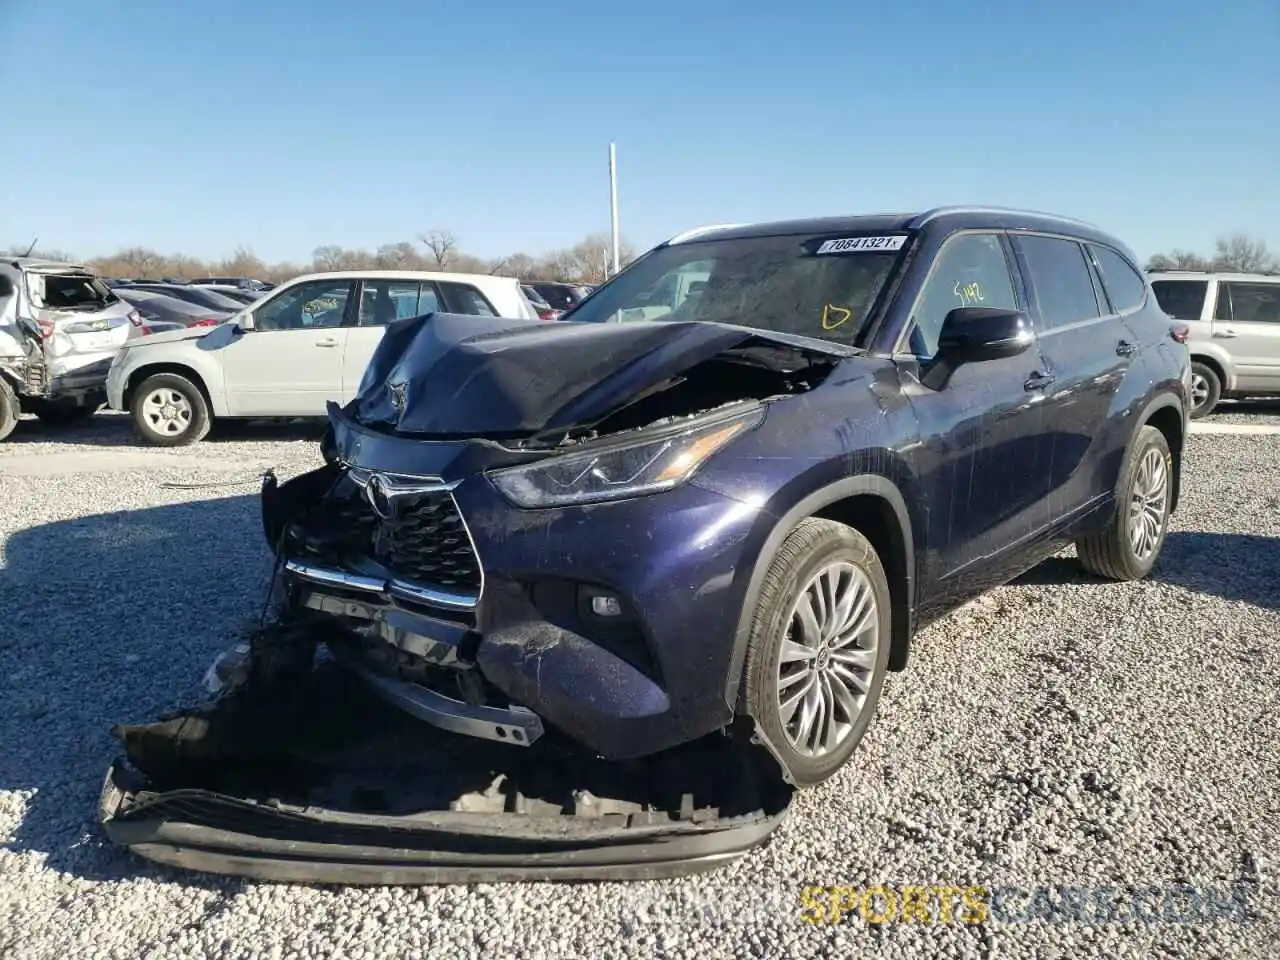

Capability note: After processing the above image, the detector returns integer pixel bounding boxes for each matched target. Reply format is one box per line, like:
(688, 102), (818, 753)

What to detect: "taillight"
(36, 319), (55, 339)
(1169, 323), (1190, 344)
(537, 308), (557, 321)
(139, 324), (155, 336)
(191, 318), (220, 328)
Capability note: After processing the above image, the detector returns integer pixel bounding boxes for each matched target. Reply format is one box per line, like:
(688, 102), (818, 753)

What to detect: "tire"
(130, 372), (211, 446)
(26, 397), (99, 427)
(0, 377), (18, 443)
(1188, 361), (1221, 419)
(740, 518), (892, 788)
(1076, 425), (1173, 581)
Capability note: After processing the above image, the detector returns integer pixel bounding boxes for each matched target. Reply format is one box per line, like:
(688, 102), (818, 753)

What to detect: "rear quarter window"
(1150, 280), (1208, 322)
(1089, 245), (1148, 313)
(439, 282), (498, 317)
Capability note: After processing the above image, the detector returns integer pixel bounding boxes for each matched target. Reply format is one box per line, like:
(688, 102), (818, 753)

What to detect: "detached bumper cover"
(99, 660), (791, 885)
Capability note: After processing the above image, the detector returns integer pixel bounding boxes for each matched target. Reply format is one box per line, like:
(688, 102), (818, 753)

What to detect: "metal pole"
(609, 142), (620, 277)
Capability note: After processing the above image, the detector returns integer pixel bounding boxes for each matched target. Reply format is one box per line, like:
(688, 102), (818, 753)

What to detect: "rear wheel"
(1076, 425), (1172, 581)
(1188, 362), (1221, 419)
(0, 378), (18, 442)
(741, 518), (891, 788)
(25, 397), (99, 427)
(131, 373), (210, 446)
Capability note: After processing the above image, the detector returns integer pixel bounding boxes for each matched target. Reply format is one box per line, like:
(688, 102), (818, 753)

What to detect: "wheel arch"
(1131, 393), (1186, 513)
(125, 363), (216, 416)
(727, 474), (916, 711)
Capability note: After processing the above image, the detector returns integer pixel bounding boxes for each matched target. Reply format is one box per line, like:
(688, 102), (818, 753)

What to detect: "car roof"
(667, 206), (1123, 251)
(1148, 271), (1280, 281)
(281, 269), (520, 286)
(5, 256), (94, 273)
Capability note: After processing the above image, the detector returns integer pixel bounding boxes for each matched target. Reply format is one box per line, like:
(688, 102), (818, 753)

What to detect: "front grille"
(301, 481), (482, 598)
(372, 493), (481, 593)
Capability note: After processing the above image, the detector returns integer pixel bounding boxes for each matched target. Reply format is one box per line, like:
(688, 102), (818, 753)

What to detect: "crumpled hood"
(349, 312), (848, 437)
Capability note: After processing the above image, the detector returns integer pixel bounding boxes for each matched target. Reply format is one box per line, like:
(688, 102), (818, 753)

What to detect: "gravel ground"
(1201, 397), (1280, 425)
(1, 413), (1277, 959)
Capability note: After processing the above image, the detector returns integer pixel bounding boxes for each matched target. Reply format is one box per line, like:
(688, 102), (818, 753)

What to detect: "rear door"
(1009, 234), (1134, 521)
(341, 279), (444, 401)
(220, 278), (354, 415)
(1213, 280), (1280, 391)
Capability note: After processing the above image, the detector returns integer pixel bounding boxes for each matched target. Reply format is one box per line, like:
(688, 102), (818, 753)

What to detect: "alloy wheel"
(1189, 373), (1210, 413)
(1128, 447), (1169, 561)
(775, 561), (880, 758)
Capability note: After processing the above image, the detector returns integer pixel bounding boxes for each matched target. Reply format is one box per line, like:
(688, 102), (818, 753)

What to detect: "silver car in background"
(0, 257), (140, 439)
(1150, 271), (1280, 417)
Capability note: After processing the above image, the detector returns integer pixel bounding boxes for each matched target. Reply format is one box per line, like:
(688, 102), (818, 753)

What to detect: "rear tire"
(26, 397), (99, 427)
(0, 378), (18, 442)
(130, 373), (210, 446)
(1188, 361), (1221, 419)
(741, 518), (892, 788)
(1076, 425), (1172, 581)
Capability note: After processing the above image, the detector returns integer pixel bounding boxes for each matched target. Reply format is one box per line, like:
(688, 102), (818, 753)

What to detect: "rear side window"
(439, 282), (498, 317)
(1218, 282), (1280, 324)
(28, 273), (118, 310)
(1015, 236), (1101, 329)
(1150, 280), (1208, 322)
(1089, 245), (1147, 312)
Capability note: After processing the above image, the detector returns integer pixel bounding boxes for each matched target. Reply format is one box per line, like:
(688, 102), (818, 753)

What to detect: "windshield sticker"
(821, 303), (854, 330)
(814, 235), (906, 255)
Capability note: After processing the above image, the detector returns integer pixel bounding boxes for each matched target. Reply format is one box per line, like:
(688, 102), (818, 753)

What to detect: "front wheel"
(0, 378), (18, 442)
(1076, 425), (1172, 581)
(131, 373), (211, 446)
(741, 518), (892, 788)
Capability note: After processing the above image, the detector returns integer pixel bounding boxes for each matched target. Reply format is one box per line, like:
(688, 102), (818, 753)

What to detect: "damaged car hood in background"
(349, 312), (855, 437)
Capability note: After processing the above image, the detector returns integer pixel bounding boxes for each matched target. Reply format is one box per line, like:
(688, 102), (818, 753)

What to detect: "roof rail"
(666, 223), (749, 245)
(910, 205), (1101, 230)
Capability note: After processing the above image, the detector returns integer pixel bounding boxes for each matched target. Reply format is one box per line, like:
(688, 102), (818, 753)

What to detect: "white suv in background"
(106, 270), (542, 445)
(1149, 271), (1280, 417)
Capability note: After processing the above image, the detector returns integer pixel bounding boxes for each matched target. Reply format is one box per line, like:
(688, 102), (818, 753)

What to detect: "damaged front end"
(100, 625), (791, 884)
(98, 314), (842, 883)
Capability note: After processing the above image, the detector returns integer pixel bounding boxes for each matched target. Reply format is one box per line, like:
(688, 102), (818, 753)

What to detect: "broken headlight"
(489, 407), (765, 508)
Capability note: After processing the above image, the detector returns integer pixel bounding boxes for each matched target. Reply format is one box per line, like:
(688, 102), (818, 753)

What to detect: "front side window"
(906, 233), (1019, 357)
(1219, 282), (1280, 324)
(254, 278), (352, 331)
(1090, 245), (1147, 313)
(1151, 279), (1208, 322)
(1016, 235), (1102, 329)
(565, 233), (907, 345)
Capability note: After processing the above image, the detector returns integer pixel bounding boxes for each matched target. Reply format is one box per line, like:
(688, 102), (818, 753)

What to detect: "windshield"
(565, 232), (907, 344)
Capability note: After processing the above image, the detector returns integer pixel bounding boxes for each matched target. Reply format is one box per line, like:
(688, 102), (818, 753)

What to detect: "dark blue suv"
(265, 206), (1191, 788)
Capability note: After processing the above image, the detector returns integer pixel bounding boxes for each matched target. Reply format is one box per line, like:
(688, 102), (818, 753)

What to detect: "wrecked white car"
(0, 257), (141, 439)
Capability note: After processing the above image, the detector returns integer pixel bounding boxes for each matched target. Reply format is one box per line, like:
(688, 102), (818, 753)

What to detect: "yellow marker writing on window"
(953, 281), (984, 306)
(821, 303), (853, 330)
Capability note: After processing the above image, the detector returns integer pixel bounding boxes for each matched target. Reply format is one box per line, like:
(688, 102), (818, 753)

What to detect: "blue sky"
(2, 0), (1276, 265)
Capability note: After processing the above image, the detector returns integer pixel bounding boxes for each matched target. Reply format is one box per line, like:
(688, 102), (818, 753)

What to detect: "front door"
(220, 278), (355, 416)
(898, 231), (1058, 614)
(1213, 279), (1280, 391)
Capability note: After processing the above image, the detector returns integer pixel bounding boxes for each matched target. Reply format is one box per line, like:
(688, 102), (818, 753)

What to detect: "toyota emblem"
(365, 473), (397, 520)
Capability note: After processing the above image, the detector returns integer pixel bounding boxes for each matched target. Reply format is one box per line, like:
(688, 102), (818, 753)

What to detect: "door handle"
(1214, 328), (1237, 339)
(1024, 372), (1056, 391)
(1116, 340), (1137, 356)
(314, 337), (340, 347)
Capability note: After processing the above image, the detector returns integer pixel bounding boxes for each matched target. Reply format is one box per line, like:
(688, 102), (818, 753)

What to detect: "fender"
(1123, 387), (1187, 513)
(723, 473), (916, 710)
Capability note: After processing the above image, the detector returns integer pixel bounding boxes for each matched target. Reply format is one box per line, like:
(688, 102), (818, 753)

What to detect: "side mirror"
(936, 307), (1033, 363)
(921, 307), (1033, 390)
(238, 312), (255, 331)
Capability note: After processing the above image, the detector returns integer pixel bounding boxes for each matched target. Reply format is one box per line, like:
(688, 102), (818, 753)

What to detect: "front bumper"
(99, 658), (791, 885)
(271, 460), (766, 762)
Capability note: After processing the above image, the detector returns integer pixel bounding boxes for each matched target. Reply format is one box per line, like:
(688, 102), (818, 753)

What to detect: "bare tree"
(1146, 249), (1210, 271)
(311, 245), (346, 272)
(216, 246), (268, 279)
(375, 241), (420, 269)
(419, 229), (459, 270)
(1212, 233), (1277, 273)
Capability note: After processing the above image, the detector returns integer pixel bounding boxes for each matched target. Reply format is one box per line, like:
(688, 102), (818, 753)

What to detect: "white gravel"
(1, 412), (1277, 959)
